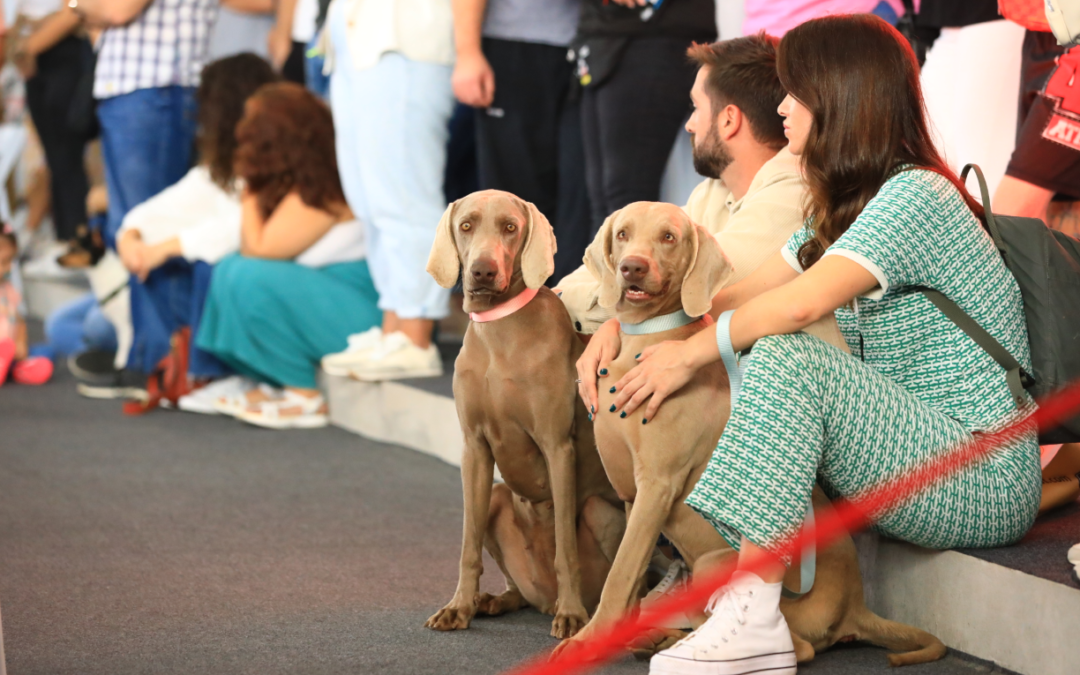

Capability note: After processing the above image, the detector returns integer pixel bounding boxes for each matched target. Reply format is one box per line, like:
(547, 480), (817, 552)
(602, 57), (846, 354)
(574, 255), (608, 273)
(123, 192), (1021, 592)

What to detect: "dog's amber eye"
(616, 230), (626, 240)
(506, 223), (516, 232)
(460, 222), (472, 231)
(664, 233), (675, 242)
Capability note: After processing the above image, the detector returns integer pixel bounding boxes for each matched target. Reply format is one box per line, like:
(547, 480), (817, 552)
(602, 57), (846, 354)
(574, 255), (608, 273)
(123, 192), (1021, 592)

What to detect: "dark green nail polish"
(635, 353), (641, 359)
(600, 368), (608, 375)
(609, 404), (616, 412)
(588, 413), (593, 421)
(642, 418), (648, 425)
(590, 405), (595, 413)
(620, 411), (627, 419)
(609, 386), (616, 393)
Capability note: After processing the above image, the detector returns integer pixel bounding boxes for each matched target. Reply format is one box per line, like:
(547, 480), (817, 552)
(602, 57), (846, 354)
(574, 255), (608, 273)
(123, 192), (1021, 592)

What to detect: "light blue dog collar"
(620, 309), (699, 335)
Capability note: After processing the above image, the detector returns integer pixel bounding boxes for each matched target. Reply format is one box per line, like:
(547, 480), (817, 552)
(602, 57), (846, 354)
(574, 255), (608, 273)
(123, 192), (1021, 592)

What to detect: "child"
(0, 224), (53, 386)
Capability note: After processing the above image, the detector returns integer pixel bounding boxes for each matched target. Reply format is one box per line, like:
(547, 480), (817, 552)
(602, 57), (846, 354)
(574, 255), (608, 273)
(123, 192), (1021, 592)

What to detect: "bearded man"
(557, 33), (815, 335)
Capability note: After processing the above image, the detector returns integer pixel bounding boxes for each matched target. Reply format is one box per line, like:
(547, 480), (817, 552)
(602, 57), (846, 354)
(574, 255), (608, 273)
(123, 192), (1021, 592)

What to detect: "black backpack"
(918, 165), (1080, 444)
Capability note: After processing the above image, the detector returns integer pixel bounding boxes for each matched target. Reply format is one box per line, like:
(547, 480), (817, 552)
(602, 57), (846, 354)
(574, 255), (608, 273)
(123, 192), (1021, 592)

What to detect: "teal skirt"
(196, 254), (381, 389)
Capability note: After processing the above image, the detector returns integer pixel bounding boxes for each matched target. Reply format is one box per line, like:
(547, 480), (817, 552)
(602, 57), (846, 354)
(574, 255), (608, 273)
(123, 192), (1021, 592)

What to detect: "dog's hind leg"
(852, 608), (947, 666)
(476, 485), (531, 617)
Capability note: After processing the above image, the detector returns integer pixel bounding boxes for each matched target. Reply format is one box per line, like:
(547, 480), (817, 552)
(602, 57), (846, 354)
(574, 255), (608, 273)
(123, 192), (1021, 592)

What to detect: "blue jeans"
(128, 259), (229, 378)
(43, 292), (117, 356)
(97, 86), (198, 250)
(305, 36), (330, 99)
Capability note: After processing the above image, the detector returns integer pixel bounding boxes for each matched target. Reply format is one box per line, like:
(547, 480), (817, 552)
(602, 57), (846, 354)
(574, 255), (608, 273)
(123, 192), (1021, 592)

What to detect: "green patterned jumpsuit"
(685, 169), (1042, 558)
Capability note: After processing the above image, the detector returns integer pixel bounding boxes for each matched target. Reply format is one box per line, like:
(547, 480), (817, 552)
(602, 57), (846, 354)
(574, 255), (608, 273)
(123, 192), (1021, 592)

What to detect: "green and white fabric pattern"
(685, 169), (1042, 559)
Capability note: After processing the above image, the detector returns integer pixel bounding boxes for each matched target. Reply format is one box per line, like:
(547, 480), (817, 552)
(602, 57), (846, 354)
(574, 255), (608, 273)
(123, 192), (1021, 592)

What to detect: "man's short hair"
(687, 34), (787, 151)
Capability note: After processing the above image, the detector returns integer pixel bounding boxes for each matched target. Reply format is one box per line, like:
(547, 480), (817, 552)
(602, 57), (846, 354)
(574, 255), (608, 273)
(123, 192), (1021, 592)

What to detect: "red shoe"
(0, 338), (14, 386)
(12, 356), (53, 385)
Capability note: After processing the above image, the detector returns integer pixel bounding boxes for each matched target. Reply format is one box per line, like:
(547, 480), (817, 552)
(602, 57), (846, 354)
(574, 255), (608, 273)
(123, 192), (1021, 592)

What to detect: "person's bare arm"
(268, 0), (299, 69)
(451, 0), (494, 107)
(610, 256), (878, 420)
(241, 191), (342, 259)
(14, 317), (28, 360)
(70, 0), (154, 27)
(709, 251), (800, 318)
(224, 0), (274, 13)
(19, 9), (82, 70)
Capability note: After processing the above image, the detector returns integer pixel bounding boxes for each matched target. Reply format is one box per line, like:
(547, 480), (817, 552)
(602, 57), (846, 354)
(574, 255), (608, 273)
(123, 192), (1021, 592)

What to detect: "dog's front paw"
(629, 628), (688, 660)
(424, 601), (476, 631)
(550, 608), (588, 639)
(550, 633), (587, 661)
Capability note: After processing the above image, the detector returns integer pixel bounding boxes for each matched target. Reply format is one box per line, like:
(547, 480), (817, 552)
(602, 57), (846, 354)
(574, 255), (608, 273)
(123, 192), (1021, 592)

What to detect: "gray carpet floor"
(0, 368), (1019, 674)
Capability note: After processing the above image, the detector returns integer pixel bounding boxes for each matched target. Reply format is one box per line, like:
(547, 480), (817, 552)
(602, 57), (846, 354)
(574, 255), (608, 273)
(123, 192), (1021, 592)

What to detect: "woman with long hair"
(578, 16), (1040, 674)
(196, 82), (381, 429)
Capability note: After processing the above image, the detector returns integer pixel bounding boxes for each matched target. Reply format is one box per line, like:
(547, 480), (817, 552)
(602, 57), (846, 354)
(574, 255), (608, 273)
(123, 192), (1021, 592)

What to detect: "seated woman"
(116, 53), (280, 409)
(579, 15), (1041, 675)
(196, 82), (380, 429)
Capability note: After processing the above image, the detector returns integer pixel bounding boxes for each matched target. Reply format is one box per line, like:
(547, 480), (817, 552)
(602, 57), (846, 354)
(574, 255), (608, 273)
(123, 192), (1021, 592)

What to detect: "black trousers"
(475, 38), (591, 283)
(283, 40), (306, 86)
(580, 35), (697, 231)
(25, 36), (93, 242)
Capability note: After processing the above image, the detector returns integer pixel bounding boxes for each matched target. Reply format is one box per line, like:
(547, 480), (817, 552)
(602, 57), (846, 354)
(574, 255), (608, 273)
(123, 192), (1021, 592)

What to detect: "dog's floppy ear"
(426, 200), (460, 289)
(681, 221), (733, 317)
(519, 198), (557, 289)
(584, 209), (621, 309)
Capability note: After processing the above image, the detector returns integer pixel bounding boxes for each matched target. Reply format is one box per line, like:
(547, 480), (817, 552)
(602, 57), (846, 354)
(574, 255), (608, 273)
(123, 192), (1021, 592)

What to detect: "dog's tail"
(853, 608), (947, 667)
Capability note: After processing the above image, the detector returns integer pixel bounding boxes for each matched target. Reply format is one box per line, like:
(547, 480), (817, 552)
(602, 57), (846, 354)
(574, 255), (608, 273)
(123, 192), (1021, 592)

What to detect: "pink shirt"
(0, 281), (21, 342)
(744, 0), (907, 37)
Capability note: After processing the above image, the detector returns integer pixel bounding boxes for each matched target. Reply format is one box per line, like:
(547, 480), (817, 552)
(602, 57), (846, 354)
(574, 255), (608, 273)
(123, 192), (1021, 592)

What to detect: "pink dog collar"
(469, 287), (539, 323)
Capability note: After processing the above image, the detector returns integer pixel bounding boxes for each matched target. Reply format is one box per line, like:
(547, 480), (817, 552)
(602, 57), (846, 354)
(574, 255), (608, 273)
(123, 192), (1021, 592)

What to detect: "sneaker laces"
(652, 560), (688, 596)
(674, 583), (755, 651)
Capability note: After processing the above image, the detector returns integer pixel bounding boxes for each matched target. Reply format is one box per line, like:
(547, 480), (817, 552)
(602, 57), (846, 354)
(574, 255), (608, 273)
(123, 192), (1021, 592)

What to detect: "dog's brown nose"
(470, 258), (499, 284)
(620, 256), (650, 282)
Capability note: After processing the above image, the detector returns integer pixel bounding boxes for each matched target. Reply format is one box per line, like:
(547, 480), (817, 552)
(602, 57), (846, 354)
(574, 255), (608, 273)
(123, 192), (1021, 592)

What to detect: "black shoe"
(70, 351), (148, 400)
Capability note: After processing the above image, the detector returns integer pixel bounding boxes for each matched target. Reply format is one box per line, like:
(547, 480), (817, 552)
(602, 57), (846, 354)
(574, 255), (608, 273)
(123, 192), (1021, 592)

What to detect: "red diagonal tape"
(500, 379), (1080, 675)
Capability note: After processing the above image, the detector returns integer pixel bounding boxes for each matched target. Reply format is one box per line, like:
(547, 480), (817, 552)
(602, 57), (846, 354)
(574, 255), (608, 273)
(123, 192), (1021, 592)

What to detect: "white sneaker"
(179, 376), (255, 415)
(642, 560), (694, 630)
(321, 327), (384, 376)
(650, 572), (796, 675)
(348, 331), (443, 382)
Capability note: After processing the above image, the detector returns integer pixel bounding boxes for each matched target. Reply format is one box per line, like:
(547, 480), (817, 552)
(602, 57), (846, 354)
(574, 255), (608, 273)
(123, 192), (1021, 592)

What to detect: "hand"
(13, 49), (37, 79)
(452, 51), (495, 108)
(138, 242), (171, 280)
(267, 25), (292, 70)
(117, 235), (146, 276)
(575, 319), (621, 416)
(609, 340), (700, 422)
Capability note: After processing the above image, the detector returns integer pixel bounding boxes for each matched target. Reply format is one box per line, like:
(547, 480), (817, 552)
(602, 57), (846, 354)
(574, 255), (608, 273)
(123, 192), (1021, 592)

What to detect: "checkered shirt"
(93, 0), (219, 100)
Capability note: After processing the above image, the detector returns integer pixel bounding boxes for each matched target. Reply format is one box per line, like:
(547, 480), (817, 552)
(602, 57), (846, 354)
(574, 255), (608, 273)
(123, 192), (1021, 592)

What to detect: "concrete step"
(324, 344), (1078, 675)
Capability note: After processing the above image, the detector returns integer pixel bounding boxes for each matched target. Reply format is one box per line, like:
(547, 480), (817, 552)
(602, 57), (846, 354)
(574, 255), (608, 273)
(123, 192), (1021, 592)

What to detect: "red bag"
(1000, 0), (1052, 32)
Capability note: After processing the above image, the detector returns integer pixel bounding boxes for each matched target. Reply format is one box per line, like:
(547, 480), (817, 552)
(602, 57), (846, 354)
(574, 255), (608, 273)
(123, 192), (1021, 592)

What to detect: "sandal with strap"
(212, 382), (277, 417)
(236, 390), (329, 429)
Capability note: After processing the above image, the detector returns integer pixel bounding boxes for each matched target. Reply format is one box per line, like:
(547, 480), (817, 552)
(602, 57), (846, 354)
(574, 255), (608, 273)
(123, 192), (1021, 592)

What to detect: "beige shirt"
(323, 0), (454, 74)
(555, 148), (847, 349)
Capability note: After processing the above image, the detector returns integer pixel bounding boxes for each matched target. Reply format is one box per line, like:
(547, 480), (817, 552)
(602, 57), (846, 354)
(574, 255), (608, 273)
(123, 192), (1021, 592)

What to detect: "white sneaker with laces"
(348, 331), (443, 382)
(179, 376), (256, 415)
(650, 571), (796, 675)
(642, 559), (694, 630)
(321, 327), (384, 376)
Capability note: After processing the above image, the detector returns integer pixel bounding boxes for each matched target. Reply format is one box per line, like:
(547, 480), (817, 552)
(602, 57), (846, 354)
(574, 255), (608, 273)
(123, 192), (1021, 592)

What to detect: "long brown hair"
(234, 82), (347, 220)
(777, 14), (983, 269)
(197, 53), (279, 191)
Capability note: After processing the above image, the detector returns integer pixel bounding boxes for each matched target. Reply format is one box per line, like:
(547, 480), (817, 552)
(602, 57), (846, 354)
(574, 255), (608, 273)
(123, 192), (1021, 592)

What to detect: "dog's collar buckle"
(469, 287), (540, 323)
(620, 309), (701, 335)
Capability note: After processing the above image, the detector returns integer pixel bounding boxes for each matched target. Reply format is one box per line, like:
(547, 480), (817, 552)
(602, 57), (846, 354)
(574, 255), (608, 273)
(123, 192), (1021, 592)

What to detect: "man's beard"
(691, 124), (733, 180)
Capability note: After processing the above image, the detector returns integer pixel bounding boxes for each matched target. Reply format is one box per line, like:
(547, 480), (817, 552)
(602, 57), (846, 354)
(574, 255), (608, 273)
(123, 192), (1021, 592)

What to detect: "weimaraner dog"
(554, 202), (945, 667)
(424, 190), (626, 639)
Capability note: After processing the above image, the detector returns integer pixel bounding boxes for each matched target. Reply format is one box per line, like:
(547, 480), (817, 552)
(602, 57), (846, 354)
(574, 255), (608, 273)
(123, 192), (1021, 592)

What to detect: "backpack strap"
(960, 163), (1007, 253)
(918, 288), (1031, 409)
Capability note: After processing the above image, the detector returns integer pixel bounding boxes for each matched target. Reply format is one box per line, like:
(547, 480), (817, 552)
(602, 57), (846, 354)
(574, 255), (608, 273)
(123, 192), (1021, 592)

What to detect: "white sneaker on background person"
(650, 571), (796, 675)
(178, 375), (257, 415)
(320, 327), (384, 376)
(642, 559), (695, 630)
(348, 331), (443, 382)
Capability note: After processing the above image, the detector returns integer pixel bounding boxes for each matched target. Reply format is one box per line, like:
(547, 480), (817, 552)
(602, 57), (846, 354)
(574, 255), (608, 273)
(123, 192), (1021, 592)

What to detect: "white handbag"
(1046, 0), (1080, 46)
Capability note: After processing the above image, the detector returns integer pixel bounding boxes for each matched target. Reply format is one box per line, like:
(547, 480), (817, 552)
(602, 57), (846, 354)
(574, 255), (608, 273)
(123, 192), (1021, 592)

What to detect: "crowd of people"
(0, 0), (1077, 671)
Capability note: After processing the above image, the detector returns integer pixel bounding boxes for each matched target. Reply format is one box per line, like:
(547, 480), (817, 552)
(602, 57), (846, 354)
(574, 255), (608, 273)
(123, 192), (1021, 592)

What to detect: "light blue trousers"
(329, 50), (454, 320)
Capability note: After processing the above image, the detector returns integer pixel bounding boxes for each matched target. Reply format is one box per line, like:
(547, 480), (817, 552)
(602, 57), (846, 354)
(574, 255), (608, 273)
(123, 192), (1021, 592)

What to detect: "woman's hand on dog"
(611, 328), (722, 421)
(576, 319), (621, 415)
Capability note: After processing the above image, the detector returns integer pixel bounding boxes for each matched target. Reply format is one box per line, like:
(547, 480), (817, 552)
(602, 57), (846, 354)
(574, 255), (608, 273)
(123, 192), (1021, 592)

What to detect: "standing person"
(573, 0), (717, 232)
(11, 4), (94, 249)
(322, 0), (454, 381)
(578, 16), (1039, 674)
(208, 0), (275, 61)
(74, 0), (218, 251)
(450, 0), (590, 282)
